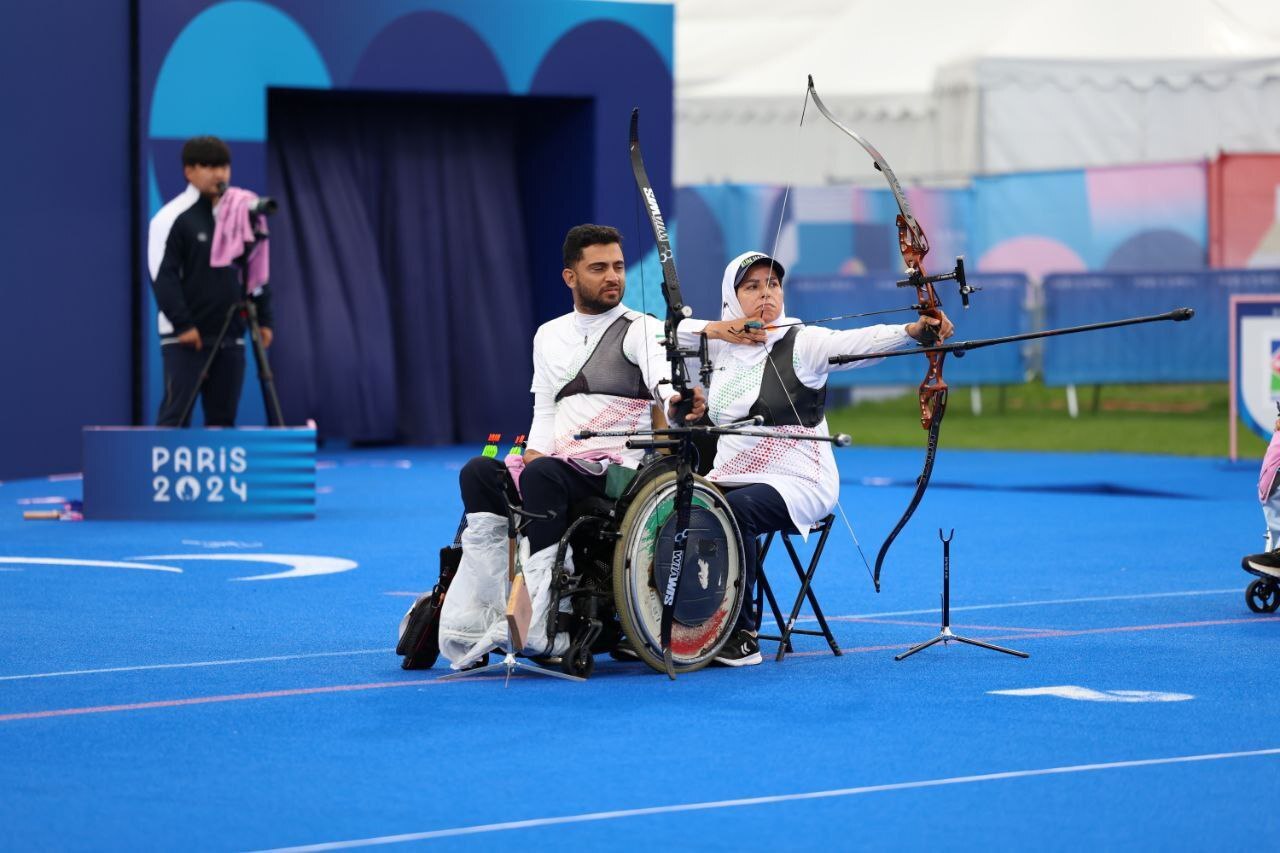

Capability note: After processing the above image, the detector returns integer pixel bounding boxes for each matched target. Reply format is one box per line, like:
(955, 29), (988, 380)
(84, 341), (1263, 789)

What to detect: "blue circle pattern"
(149, 0), (670, 143)
(142, 0), (674, 422)
(149, 1), (331, 141)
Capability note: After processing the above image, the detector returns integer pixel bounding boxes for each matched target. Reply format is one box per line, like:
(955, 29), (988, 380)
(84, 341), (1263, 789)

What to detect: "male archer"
(437, 224), (706, 668)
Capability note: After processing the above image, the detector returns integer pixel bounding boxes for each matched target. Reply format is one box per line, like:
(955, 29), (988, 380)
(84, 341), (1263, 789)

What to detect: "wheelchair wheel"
(563, 642), (596, 679)
(612, 470), (746, 674)
(1246, 578), (1280, 614)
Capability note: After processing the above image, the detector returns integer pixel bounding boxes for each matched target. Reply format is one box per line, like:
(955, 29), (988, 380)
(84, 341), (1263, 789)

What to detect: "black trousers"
(723, 483), (798, 632)
(156, 342), (246, 427)
(459, 456), (607, 553)
(460, 456), (795, 630)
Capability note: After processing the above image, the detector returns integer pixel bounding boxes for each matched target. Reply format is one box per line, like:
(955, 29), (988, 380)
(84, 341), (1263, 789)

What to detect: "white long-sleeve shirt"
(527, 304), (676, 467)
(678, 318), (913, 535)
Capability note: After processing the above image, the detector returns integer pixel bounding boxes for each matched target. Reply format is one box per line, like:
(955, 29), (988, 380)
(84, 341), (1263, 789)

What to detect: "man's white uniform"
(438, 303), (676, 668)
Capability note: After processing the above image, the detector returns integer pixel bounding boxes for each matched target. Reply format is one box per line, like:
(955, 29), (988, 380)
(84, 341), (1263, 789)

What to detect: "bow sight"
(899, 257), (978, 309)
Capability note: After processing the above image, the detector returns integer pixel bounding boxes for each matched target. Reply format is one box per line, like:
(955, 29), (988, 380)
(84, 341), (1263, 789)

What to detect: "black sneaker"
(1243, 550), (1280, 579)
(714, 629), (762, 667)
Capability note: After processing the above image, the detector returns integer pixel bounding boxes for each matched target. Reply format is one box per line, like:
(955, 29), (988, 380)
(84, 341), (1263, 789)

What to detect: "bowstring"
(761, 83), (876, 587)
(762, 351), (875, 586)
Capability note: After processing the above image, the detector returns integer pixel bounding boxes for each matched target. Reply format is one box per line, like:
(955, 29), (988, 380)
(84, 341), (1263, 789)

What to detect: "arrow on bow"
(731, 304), (927, 335)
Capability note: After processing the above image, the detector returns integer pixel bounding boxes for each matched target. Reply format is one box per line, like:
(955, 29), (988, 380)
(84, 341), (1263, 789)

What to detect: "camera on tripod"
(215, 181), (278, 215)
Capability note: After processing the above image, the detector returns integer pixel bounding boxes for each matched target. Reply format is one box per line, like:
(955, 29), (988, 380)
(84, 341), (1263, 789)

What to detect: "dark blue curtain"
(266, 93), (534, 444)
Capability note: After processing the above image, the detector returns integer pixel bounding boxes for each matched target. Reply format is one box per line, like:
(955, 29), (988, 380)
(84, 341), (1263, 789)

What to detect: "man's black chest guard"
(748, 327), (827, 428)
(555, 315), (652, 402)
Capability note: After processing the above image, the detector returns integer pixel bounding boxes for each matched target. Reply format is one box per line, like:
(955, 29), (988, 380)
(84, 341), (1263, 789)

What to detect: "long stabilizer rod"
(829, 308), (1194, 365)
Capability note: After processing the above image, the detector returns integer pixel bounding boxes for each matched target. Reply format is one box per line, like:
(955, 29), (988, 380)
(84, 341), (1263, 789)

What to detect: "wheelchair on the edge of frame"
(1243, 529), (1280, 614)
(397, 452), (749, 679)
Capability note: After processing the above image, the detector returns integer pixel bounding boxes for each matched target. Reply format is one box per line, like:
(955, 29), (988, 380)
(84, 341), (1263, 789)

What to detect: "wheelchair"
(399, 452), (748, 679)
(1243, 529), (1280, 614)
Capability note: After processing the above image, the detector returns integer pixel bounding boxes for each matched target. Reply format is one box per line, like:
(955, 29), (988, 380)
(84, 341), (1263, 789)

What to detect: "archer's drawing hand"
(706, 319), (766, 345)
(906, 310), (954, 344)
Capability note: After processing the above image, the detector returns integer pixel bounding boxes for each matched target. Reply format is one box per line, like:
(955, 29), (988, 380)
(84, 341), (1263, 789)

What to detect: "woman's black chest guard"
(748, 327), (827, 428)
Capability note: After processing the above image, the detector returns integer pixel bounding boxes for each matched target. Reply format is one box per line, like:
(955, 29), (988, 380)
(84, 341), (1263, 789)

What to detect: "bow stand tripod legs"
(895, 529), (1028, 661)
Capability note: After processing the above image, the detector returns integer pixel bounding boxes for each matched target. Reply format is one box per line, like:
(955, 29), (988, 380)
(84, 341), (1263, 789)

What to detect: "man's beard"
(578, 289), (622, 314)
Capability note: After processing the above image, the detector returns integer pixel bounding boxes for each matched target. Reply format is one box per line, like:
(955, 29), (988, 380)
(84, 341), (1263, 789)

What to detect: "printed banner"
(1209, 153), (1280, 269)
(83, 427), (316, 520)
(1230, 296), (1280, 456)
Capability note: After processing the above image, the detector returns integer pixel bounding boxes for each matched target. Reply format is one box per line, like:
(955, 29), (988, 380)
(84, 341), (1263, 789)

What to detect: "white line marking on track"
(990, 686), (1195, 702)
(0, 557), (182, 573)
(129, 554), (358, 581)
(254, 747), (1280, 851)
(0, 649), (394, 681)
(800, 588), (1240, 622)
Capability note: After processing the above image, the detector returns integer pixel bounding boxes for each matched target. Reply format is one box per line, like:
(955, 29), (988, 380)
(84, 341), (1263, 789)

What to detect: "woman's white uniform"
(677, 252), (915, 537)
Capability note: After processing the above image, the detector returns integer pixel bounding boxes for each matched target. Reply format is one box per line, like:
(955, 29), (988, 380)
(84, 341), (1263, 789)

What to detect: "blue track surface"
(1, 445), (1277, 850)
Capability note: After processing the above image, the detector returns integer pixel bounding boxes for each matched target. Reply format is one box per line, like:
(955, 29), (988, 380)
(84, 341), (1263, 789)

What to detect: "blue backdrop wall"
(0, 0), (133, 480)
(139, 0), (676, 434)
(0, 0), (674, 478)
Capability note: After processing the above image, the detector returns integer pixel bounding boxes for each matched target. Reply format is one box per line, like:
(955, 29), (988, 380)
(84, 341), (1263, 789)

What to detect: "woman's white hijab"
(720, 251), (798, 365)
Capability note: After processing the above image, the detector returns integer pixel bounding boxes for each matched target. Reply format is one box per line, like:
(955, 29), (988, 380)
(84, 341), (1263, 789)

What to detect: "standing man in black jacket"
(148, 136), (274, 427)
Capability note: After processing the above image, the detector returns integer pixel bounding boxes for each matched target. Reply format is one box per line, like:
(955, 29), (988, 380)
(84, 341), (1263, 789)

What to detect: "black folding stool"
(754, 514), (841, 661)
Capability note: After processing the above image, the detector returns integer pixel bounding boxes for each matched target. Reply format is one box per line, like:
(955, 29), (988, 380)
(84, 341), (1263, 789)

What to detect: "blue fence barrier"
(1043, 269), (1280, 385)
(786, 273), (1028, 386)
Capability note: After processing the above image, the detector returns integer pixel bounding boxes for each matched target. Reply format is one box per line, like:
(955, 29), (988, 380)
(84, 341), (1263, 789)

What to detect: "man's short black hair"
(182, 136), (231, 167)
(563, 224), (622, 268)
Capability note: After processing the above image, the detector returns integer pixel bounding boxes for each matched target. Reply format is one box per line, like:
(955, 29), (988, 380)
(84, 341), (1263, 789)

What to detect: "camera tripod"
(177, 234), (284, 427)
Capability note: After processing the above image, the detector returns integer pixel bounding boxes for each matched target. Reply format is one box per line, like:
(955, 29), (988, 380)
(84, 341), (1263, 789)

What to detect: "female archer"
(676, 251), (954, 665)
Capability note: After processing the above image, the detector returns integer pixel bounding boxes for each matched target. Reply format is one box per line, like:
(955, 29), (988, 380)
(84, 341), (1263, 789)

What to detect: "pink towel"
(504, 450), (623, 498)
(211, 186), (270, 292)
(1260, 429), (1280, 503)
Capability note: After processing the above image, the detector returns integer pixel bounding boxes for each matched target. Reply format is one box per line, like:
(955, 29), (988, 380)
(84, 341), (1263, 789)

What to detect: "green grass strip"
(826, 381), (1269, 458)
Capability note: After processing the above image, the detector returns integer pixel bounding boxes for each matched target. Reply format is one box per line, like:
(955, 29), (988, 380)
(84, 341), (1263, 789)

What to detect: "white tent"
(673, 0), (1280, 183)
